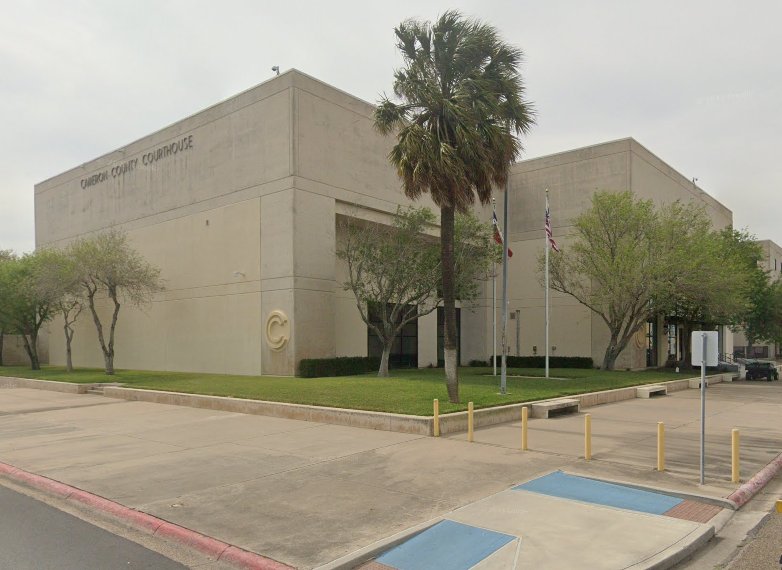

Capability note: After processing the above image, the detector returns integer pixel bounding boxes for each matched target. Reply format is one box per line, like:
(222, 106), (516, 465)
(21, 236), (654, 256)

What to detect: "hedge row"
(471, 356), (594, 369)
(299, 356), (380, 378)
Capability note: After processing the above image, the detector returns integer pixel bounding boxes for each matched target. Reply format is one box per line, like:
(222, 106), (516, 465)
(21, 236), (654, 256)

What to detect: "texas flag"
(492, 210), (513, 257)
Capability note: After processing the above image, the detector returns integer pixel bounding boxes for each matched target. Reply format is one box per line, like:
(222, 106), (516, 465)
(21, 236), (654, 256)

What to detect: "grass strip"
(0, 365), (687, 416)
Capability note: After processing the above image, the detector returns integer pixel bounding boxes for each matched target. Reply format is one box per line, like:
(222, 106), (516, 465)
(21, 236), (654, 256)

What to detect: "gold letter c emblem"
(265, 310), (289, 351)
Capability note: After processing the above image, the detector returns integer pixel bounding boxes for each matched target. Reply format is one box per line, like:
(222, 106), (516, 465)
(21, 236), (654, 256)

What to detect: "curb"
(0, 460), (292, 570)
(727, 451), (782, 509)
(1, 372), (733, 437)
(638, 524), (715, 570)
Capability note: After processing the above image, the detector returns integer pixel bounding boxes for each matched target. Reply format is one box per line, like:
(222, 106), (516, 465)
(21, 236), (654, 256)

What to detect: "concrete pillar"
(461, 302), (490, 365)
(260, 187), (335, 375)
(418, 310), (438, 368)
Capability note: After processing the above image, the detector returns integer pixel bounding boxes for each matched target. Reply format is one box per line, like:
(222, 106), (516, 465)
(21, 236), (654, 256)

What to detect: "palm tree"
(374, 11), (534, 403)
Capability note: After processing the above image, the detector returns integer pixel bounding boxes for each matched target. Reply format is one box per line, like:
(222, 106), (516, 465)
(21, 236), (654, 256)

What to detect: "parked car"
(744, 360), (779, 381)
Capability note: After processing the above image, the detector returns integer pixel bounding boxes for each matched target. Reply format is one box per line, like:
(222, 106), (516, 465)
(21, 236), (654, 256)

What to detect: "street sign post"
(692, 331), (718, 484)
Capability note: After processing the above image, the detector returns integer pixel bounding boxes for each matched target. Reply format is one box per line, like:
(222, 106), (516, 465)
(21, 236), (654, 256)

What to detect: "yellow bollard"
(433, 399), (440, 437)
(731, 429), (740, 483)
(776, 499), (782, 513)
(657, 422), (665, 472)
(521, 406), (529, 451)
(467, 402), (474, 443)
(584, 414), (592, 461)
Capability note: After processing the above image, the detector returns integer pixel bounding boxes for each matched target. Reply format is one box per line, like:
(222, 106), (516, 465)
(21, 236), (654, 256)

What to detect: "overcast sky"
(1, 0), (780, 253)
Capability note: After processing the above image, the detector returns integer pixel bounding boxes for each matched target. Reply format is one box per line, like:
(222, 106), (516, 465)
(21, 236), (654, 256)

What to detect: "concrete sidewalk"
(1, 381), (780, 568)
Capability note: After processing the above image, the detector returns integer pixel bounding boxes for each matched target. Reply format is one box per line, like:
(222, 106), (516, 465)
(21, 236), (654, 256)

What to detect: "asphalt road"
(0, 484), (187, 570)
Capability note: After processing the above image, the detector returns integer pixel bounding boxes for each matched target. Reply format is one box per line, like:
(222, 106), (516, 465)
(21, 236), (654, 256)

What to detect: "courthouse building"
(35, 70), (736, 375)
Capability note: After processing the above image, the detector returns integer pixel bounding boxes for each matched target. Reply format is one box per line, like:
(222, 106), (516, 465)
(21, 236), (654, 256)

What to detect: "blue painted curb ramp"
(377, 520), (516, 570)
(514, 471), (683, 515)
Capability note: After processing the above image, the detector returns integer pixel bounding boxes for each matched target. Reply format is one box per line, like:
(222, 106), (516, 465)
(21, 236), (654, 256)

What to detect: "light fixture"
(272, 66), (280, 76)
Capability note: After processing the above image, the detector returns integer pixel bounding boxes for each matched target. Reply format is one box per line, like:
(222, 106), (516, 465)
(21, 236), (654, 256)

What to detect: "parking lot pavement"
(0, 381), (780, 568)
(449, 381), (782, 499)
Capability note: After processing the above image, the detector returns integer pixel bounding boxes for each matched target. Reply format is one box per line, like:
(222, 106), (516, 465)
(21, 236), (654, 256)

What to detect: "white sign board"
(691, 331), (719, 366)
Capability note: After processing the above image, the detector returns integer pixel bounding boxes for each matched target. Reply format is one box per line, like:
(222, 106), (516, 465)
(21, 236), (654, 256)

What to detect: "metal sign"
(691, 331), (718, 366)
(691, 330), (718, 485)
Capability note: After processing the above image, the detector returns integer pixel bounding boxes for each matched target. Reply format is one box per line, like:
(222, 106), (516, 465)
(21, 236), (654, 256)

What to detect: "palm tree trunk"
(0, 330), (4, 366)
(441, 206), (459, 403)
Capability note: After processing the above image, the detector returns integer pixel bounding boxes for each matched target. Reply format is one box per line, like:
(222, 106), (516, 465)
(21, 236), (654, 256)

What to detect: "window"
(666, 324), (677, 358)
(750, 345), (769, 359)
(646, 320), (658, 367)
(367, 303), (418, 368)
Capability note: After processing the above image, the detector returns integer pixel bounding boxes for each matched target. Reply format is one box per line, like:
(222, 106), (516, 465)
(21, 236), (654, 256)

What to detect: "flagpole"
(545, 189), (550, 379)
(501, 179), (509, 395)
(492, 200), (497, 376)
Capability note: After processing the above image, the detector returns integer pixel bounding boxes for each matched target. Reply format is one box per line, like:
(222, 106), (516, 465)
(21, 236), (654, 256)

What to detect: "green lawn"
(0, 365), (688, 415)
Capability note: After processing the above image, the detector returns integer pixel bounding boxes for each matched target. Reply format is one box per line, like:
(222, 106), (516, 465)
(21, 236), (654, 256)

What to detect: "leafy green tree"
(654, 217), (752, 367)
(338, 207), (497, 377)
(725, 229), (782, 352)
(0, 249), (16, 366)
(0, 250), (62, 369)
(374, 11), (534, 402)
(70, 230), (163, 375)
(35, 249), (84, 372)
(547, 191), (735, 370)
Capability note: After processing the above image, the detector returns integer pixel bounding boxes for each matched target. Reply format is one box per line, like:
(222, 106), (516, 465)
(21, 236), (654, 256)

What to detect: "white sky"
(1, 0), (780, 253)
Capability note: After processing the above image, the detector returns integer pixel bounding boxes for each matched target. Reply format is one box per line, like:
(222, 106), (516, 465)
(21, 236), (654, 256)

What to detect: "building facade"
(36, 70), (737, 375)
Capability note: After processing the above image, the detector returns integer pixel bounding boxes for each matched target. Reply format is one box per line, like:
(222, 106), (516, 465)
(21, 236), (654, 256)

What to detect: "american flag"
(492, 210), (513, 257)
(545, 202), (560, 253)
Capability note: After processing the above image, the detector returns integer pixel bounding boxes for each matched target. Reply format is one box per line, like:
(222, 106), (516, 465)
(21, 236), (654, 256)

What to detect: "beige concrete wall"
(47, 199), (263, 374)
(418, 311), (438, 368)
(0, 334), (48, 367)
(292, 73), (438, 215)
(758, 240), (782, 276)
(37, 72), (296, 375)
(501, 138), (735, 368)
(333, 221), (368, 359)
(498, 236), (592, 359)
(36, 75), (294, 247)
(628, 140), (732, 230)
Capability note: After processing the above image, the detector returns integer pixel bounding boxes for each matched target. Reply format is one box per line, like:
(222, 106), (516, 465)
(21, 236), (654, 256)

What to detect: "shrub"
(299, 356), (380, 378)
(469, 359), (489, 367)
(493, 356), (594, 369)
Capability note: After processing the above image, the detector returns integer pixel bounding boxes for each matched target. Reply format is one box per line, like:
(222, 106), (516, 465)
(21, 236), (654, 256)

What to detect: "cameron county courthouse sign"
(80, 134), (194, 189)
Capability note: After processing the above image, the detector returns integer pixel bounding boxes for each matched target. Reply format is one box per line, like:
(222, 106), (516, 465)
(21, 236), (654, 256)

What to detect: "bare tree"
(71, 230), (163, 375)
(34, 248), (85, 372)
